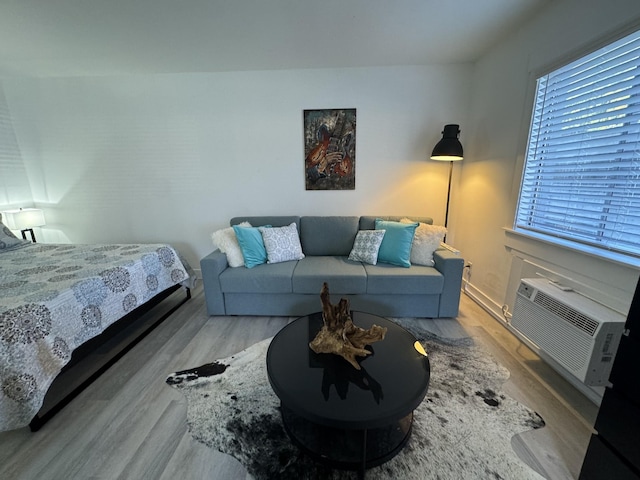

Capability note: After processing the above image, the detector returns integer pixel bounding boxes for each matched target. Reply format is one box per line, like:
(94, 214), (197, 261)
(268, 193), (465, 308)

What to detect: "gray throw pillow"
(348, 230), (386, 265)
(259, 223), (305, 264)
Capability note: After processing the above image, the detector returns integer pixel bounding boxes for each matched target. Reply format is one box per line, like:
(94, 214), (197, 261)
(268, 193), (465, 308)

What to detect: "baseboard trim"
(462, 282), (506, 322)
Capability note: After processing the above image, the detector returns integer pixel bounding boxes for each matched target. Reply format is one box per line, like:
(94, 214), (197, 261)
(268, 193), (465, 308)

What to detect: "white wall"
(0, 84), (33, 208)
(1, 65), (472, 268)
(456, 0), (640, 316)
(6, 0), (639, 316)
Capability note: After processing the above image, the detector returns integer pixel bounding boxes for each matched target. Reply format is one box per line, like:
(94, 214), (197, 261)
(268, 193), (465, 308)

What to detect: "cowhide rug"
(166, 318), (545, 480)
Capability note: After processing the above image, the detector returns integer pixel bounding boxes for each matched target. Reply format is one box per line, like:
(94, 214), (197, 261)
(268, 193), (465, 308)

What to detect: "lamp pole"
(444, 160), (454, 230)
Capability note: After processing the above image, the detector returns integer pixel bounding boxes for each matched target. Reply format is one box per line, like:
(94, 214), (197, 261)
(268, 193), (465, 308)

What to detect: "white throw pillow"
(259, 222), (305, 264)
(400, 218), (446, 267)
(348, 230), (386, 265)
(211, 221), (251, 268)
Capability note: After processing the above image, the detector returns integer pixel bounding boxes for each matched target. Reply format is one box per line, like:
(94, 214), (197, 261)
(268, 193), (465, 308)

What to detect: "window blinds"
(516, 29), (640, 258)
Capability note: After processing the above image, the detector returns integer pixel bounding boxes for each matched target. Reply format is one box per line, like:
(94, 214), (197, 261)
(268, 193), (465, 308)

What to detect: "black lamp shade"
(431, 124), (463, 161)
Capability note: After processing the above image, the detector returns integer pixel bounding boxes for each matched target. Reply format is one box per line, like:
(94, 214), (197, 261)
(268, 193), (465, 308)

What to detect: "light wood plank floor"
(0, 286), (597, 479)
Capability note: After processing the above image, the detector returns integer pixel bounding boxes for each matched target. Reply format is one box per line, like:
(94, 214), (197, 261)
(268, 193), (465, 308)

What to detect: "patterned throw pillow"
(348, 230), (386, 265)
(211, 222), (251, 268)
(400, 218), (447, 267)
(259, 223), (305, 264)
(0, 222), (29, 250)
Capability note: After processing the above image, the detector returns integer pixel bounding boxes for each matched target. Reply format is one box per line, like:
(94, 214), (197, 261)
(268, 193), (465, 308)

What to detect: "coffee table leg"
(281, 405), (412, 473)
(359, 428), (367, 479)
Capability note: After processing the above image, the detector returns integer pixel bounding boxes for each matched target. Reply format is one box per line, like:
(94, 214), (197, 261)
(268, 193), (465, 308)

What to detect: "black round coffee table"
(266, 311), (430, 475)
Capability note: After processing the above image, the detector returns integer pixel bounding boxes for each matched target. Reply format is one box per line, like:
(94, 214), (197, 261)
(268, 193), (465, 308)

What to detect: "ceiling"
(0, 0), (550, 78)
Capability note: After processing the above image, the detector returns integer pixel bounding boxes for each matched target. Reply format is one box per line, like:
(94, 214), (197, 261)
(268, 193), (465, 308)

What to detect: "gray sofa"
(200, 215), (464, 318)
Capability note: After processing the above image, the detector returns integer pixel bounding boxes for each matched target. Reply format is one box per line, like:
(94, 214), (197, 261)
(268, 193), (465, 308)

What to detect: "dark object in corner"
(579, 277), (640, 479)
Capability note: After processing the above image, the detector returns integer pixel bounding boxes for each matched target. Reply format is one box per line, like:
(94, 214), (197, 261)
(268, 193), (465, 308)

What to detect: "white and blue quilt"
(0, 241), (193, 431)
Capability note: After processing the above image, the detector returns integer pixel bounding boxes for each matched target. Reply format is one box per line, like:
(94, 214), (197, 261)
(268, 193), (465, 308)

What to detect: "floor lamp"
(430, 124), (463, 235)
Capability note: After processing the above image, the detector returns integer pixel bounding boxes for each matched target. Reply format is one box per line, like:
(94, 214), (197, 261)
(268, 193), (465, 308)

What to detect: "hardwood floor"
(0, 286), (597, 479)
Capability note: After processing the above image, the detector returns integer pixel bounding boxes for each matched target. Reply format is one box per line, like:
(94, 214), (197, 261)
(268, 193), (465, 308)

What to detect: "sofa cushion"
(231, 216), (300, 229)
(300, 216), (359, 256)
(359, 215), (433, 230)
(292, 256), (367, 294)
(363, 263), (444, 295)
(219, 260), (295, 293)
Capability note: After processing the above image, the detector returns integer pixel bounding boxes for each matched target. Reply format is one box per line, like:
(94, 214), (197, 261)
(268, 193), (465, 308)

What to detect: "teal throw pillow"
(375, 219), (418, 267)
(232, 225), (268, 268)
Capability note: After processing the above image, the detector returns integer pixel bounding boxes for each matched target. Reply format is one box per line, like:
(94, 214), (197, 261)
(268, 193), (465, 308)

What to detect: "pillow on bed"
(400, 218), (447, 267)
(259, 222), (305, 264)
(211, 221), (251, 268)
(0, 222), (29, 250)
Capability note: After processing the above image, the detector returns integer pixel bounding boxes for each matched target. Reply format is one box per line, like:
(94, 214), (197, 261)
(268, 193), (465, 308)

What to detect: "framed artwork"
(304, 108), (356, 190)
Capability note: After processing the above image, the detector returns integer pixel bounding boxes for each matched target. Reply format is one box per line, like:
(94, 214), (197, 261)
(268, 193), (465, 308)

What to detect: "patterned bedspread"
(0, 242), (194, 431)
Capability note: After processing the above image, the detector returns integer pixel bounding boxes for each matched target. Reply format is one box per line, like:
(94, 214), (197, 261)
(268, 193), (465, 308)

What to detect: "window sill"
(504, 228), (640, 270)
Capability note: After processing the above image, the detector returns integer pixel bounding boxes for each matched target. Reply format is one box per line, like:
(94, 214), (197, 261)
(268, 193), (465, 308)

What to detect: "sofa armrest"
(433, 248), (464, 317)
(200, 249), (229, 315)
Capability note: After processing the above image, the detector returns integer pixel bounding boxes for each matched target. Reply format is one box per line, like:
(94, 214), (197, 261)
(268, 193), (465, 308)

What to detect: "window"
(516, 29), (640, 259)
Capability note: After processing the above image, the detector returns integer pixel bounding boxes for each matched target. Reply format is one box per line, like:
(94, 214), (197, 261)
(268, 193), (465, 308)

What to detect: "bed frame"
(29, 284), (191, 431)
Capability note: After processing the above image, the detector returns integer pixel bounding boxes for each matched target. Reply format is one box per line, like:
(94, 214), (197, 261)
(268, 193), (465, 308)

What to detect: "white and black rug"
(166, 319), (545, 480)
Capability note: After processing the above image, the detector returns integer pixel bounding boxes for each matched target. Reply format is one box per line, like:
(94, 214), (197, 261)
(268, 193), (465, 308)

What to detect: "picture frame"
(303, 108), (356, 190)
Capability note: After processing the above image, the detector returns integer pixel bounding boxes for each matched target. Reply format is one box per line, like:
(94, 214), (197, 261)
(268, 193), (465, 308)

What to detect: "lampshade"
(430, 124), (463, 161)
(2, 208), (46, 230)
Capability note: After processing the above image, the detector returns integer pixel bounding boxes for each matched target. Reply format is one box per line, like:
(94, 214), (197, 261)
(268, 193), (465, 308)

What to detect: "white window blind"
(516, 29), (640, 259)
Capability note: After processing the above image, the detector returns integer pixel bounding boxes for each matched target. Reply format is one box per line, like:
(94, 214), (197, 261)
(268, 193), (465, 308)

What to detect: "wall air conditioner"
(512, 277), (625, 386)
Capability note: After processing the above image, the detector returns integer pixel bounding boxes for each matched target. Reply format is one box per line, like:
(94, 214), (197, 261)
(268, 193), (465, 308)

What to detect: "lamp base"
(21, 228), (37, 243)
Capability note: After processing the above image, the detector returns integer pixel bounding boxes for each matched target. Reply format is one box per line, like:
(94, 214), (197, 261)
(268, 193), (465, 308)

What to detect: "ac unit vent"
(511, 277), (625, 386)
(533, 290), (599, 336)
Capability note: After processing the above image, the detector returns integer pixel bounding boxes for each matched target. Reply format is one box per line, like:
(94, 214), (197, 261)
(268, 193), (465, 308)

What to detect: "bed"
(0, 216), (194, 431)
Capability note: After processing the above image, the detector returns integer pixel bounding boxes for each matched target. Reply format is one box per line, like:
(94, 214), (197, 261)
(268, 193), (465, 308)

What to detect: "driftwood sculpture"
(309, 283), (387, 370)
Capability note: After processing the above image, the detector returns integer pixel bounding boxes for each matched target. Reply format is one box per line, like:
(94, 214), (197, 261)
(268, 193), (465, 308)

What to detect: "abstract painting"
(304, 108), (356, 190)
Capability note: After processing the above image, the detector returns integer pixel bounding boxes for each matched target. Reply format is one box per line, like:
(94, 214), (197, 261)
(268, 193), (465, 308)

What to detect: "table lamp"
(2, 208), (46, 242)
